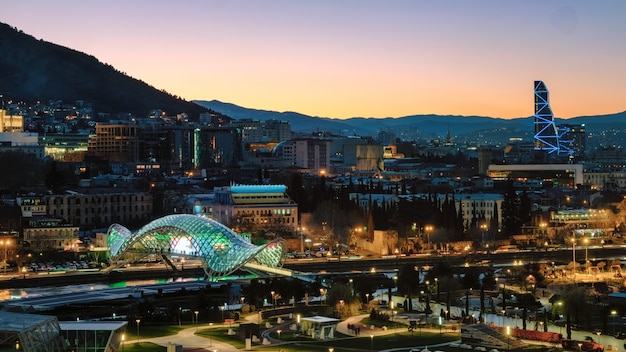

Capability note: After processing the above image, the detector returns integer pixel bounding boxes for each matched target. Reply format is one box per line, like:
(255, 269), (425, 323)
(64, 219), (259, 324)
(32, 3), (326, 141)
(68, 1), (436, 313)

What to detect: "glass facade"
(108, 214), (286, 278)
(0, 312), (66, 352)
(59, 321), (127, 352)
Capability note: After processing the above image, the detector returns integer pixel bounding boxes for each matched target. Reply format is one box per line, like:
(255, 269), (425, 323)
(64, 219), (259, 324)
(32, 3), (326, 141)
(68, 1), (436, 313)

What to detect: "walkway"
(128, 323), (240, 352)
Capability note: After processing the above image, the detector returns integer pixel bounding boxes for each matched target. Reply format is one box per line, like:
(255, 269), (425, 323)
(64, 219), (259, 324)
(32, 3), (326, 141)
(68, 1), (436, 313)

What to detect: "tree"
(397, 264), (420, 312)
(0, 151), (46, 193)
(501, 181), (520, 235)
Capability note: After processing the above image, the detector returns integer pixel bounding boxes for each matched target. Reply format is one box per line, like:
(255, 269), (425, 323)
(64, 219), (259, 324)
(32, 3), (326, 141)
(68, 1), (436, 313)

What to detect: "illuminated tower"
(533, 81), (574, 156)
(533, 81), (559, 153)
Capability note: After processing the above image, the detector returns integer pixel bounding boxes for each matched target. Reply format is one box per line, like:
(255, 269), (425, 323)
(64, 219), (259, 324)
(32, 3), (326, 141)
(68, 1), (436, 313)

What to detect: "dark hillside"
(0, 22), (209, 118)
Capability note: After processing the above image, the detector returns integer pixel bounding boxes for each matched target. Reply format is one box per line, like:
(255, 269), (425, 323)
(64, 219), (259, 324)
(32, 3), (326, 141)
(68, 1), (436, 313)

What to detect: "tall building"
(294, 138), (331, 175)
(87, 123), (138, 162)
(533, 81), (574, 156)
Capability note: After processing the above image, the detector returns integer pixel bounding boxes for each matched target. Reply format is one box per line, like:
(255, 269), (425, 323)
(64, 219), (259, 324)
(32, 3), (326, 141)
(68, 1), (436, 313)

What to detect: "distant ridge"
(0, 22), (210, 118)
(194, 100), (626, 140)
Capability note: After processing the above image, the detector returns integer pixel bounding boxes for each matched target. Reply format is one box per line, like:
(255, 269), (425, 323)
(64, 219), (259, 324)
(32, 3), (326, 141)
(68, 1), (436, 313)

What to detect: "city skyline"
(1, 1), (625, 120)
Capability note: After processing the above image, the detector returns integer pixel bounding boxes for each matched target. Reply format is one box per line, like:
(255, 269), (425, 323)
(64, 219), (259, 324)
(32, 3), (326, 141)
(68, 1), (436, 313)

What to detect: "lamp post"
(299, 226), (306, 253)
(208, 322), (214, 346)
(277, 329), (282, 339)
(194, 310), (199, 331)
(135, 319), (141, 344)
(0, 240), (9, 276)
(506, 326), (511, 350)
(121, 334), (125, 352)
(611, 310), (617, 335)
(370, 334), (374, 351)
(571, 238), (576, 277)
(425, 225), (433, 246)
(438, 316), (442, 336)
(435, 277), (440, 303)
(584, 237), (589, 275)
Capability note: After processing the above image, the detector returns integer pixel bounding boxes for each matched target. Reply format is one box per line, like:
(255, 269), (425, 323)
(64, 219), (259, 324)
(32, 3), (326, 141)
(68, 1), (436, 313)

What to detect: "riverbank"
(0, 267), (206, 289)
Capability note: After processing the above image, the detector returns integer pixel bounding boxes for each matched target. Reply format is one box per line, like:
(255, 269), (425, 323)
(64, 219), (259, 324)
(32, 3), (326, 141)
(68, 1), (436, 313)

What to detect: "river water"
(0, 277), (201, 302)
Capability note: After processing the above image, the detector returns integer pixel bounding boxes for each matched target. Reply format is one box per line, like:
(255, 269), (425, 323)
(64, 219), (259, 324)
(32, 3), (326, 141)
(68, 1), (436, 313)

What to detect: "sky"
(1, 1), (625, 119)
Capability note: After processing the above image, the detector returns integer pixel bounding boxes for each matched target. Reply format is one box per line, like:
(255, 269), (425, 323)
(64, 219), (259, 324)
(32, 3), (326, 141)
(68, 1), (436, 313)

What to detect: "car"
(615, 332), (626, 339)
(584, 336), (594, 342)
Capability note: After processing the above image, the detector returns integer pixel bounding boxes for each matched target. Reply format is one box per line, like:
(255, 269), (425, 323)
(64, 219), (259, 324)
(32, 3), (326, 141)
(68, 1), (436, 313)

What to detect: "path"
(127, 323), (240, 352)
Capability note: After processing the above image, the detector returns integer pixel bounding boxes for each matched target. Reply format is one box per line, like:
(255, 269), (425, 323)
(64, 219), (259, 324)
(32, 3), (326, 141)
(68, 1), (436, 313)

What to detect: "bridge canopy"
(107, 214), (286, 278)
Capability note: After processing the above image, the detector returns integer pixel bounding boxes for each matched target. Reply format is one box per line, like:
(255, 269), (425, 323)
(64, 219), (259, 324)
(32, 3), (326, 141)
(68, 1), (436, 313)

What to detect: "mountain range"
(195, 100), (626, 146)
(1, 21), (625, 146)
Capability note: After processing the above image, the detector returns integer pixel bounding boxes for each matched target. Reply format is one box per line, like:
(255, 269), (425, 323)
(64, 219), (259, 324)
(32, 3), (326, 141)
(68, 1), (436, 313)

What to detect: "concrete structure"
(300, 316), (340, 340)
(22, 217), (80, 252)
(454, 193), (503, 230)
(212, 184), (298, 232)
(0, 108), (23, 132)
(87, 123), (139, 162)
(0, 131), (44, 159)
(274, 138), (331, 175)
(487, 163), (584, 187)
(46, 190), (153, 229)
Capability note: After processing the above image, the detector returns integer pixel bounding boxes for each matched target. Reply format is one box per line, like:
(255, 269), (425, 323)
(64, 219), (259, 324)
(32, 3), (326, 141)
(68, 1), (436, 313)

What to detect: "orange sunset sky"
(1, 0), (625, 119)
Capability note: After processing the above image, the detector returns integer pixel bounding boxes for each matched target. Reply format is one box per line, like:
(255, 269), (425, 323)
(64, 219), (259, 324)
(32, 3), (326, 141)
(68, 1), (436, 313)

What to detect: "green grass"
(196, 327), (247, 349)
(120, 320), (559, 352)
(360, 317), (409, 329)
(125, 324), (187, 339)
(121, 342), (165, 352)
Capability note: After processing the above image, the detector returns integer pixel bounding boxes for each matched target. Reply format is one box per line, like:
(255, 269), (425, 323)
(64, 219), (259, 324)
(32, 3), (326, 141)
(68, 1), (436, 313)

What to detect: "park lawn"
(252, 331), (459, 352)
(122, 342), (166, 352)
(360, 317), (407, 329)
(126, 324), (187, 339)
(196, 327), (247, 349)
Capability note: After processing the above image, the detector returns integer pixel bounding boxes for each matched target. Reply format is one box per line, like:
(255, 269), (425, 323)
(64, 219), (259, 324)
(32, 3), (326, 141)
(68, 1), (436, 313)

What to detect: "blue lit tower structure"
(533, 81), (574, 156)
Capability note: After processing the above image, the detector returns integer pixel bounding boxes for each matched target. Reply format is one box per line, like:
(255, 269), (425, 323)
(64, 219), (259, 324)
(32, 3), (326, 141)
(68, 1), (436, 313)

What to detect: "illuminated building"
(212, 184), (298, 232)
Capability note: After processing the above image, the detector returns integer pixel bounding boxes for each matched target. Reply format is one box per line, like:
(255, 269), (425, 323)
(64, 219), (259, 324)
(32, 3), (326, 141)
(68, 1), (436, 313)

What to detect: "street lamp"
(135, 319), (141, 344)
(611, 310), (617, 335)
(424, 225), (433, 246)
(506, 326), (511, 350)
(121, 334), (125, 352)
(583, 237), (589, 274)
(571, 238), (576, 277)
(277, 329), (282, 339)
(194, 310), (199, 331)
(0, 240), (9, 276)
(370, 334), (374, 351)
